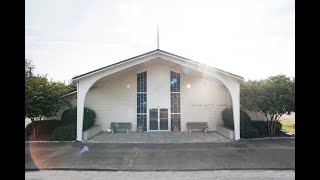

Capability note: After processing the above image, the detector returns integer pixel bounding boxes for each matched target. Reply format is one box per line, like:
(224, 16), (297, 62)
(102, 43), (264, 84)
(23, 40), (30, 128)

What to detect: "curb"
(25, 141), (76, 143)
(25, 141), (231, 144)
(238, 137), (295, 141)
(25, 137), (294, 143)
(25, 168), (296, 171)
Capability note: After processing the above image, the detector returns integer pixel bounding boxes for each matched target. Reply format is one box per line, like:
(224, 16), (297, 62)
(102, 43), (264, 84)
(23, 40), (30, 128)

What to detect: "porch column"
(76, 81), (85, 141)
(230, 84), (240, 140)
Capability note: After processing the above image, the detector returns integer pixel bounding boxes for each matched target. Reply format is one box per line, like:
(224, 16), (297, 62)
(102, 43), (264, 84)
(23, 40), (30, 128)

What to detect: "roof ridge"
(72, 49), (243, 81)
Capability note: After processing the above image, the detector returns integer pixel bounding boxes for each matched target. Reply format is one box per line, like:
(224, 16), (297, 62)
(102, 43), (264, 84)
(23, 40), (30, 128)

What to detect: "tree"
(240, 75), (295, 135)
(25, 75), (70, 137)
(67, 79), (77, 93)
(25, 59), (35, 77)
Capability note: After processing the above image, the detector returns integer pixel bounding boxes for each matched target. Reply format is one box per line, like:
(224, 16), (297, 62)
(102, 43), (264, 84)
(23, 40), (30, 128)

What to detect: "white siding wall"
(181, 74), (230, 131)
(246, 111), (267, 121)
(84, 73), (137, 131)
(47, 65), (231, 132)
(147, 64), (171, 130)
(148, 65), (170, 109)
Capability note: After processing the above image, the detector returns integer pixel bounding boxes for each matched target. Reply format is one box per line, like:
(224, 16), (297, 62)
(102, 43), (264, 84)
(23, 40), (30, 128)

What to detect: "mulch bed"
(25, 134), (52, 141)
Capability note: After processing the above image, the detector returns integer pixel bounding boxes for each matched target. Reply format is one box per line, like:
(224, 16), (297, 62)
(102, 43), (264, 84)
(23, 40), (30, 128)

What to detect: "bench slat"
(111, 122), (132, 133)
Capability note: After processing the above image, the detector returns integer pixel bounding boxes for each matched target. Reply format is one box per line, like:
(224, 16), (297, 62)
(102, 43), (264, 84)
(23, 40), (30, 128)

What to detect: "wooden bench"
(187, 122), (208, 133)
(110, 122), (132, 133)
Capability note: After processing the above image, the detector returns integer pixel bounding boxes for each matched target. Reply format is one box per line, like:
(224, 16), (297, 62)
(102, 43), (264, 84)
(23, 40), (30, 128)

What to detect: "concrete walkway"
(89, 131), (230, 143)
(25, 138), (295, 171)
(26, 170), (295, 180)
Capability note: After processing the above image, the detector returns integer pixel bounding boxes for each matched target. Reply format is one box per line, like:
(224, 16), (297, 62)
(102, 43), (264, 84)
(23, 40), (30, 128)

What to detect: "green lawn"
(279, 119), (295, 134)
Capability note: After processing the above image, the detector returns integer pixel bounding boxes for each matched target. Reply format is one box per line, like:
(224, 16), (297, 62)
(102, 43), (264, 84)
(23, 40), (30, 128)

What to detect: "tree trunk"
(273, 115), (281, 135)
(265, 114), (271, 135)
(34, 121), (38, 138)
(273, 121), (278, 135)
(270, 114), (275, 136)
(30, 118), (36, 138)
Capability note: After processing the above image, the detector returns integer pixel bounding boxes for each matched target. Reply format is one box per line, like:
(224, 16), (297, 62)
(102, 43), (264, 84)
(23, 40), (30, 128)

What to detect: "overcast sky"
(25, 0), (294, 83)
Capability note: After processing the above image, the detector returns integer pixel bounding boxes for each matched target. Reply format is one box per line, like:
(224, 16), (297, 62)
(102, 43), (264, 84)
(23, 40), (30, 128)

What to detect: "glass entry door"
(149, 108), (169, 131)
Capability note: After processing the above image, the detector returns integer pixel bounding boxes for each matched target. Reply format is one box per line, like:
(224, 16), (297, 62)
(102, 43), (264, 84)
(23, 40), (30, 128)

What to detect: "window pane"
(137, 71), (147, 131)
(170, 71), (180, 92)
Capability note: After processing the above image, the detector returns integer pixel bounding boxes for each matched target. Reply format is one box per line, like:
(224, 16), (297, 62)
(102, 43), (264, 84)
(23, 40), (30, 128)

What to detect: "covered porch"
(73, 49), (242, 141)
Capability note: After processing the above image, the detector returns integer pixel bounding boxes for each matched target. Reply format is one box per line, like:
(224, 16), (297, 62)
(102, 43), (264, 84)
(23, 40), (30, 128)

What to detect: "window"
(170, 71), (181, 130)
(137, 71), (147, 131)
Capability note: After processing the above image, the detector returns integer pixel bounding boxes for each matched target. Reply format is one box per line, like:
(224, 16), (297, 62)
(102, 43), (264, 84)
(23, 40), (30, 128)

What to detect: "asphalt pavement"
(25, 138), (295, 171)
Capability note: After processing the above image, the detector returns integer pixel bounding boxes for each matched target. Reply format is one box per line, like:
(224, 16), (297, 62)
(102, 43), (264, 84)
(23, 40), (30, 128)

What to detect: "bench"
(187, 122), (208, 133)
(110, 122), (132, 133)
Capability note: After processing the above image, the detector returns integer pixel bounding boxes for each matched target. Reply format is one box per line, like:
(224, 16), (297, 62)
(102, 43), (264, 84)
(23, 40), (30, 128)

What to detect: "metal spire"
(157, 24), (159, 49)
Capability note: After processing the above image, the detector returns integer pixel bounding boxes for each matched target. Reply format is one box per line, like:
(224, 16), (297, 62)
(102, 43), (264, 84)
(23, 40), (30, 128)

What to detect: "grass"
(279, 119), (295, 134)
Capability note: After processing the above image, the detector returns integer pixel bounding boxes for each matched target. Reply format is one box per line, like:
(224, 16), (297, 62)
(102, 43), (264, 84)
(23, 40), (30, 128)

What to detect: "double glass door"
(149, 108), (169, 131)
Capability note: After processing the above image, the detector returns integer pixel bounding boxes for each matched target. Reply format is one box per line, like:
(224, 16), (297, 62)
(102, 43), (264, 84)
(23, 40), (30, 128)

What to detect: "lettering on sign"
(191, 103), (227, 111)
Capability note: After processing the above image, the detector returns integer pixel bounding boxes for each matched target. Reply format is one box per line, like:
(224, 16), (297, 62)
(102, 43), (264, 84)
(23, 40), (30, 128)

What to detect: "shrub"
(251, 121), (282, 136)
(221, 108), (259, 138)
(25, 120), (61, 136)
(61, 108), (77, 125)
(83, 108), (96, 130)
(241, 125), (259, 138)
(61, 107), (96, 131)
(51, 124), (76, 141)
(221, 108), (234, 129)
(25, 123), (33, 136)
(221, 108), (252, 129)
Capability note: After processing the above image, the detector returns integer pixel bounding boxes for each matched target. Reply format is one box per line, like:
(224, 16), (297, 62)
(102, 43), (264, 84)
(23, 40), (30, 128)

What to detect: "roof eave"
(72, 49), (243, 82)
(72, 49), (159, 82)
(60, 90), (77, 98)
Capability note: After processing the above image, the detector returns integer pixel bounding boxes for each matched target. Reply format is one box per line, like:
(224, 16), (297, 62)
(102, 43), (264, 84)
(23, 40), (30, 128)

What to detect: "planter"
(173, 127), (179, 133)
(137, 127), (144, 133)
(217, 125), (235, 140)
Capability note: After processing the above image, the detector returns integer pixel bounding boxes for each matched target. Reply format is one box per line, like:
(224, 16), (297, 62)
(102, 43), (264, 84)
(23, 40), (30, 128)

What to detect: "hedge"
(221, 108), (252, 129)
(61, 107), (96, 131)
(251, 121), (282, 136)
(240, 126), (259, 138)
(25, 120), (61, 136)
(221, 108), (259, 138)
(51, 124), (76, 141)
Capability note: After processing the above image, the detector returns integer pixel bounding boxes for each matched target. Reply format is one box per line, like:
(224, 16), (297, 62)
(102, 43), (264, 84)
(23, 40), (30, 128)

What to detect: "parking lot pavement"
(25, 138), (295, 171)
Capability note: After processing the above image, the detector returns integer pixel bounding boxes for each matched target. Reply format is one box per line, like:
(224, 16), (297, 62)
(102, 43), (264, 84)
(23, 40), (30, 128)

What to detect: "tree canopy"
(25, 75), (70, 122)
(240, 75), (295, 135)
(25, 59), (35, 77)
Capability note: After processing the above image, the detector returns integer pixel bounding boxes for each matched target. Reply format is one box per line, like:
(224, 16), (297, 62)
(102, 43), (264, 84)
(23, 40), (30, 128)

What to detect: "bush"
(251, 121), (282, 136)
(241, 126), (259, 138)
(83, 108), (96, 130)
(25, 123), (33, 136)
(51, 124), (76, 141)
(221, 108), (234, 129)
(221, 108), (259, 138)
(25, 120), (61, 136)
(221, 108), (252, 129)
(61, 107), (96, 131)
(61, 108), (77, 125)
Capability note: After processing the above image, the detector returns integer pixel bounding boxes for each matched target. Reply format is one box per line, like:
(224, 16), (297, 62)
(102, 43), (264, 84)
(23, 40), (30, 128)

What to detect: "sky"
(25, 0), (295, 84)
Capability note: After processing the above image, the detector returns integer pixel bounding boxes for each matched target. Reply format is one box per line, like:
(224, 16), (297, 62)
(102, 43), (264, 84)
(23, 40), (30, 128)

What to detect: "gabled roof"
(60, 90), (77, 98)
(72, 49), (243, 81)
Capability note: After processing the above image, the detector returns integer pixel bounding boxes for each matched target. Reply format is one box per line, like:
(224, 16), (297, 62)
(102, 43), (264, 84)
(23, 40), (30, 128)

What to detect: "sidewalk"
(26, 170), (295, 180)
(88, 131), (230, 143)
